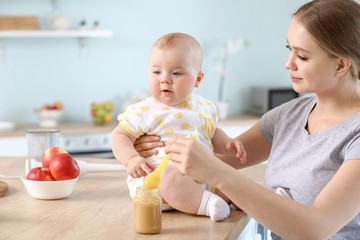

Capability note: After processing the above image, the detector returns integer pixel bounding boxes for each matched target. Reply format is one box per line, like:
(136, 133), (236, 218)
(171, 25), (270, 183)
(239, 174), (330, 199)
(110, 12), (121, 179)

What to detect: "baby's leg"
(159, 165), (202, 213)
(159, 165), (230, 221)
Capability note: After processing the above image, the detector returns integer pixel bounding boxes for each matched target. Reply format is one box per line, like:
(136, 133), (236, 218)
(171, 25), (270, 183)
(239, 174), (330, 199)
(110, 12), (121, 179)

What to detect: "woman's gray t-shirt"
(259, 95), (360, 240)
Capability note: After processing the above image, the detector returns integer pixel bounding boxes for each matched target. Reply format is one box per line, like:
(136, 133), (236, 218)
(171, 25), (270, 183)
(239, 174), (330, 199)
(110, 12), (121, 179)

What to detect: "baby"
(111, 32), (246, 221)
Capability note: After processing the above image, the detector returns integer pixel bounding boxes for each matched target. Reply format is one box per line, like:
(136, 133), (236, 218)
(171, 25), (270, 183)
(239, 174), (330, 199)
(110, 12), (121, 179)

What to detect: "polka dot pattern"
(164, 128), (174, 135)
(181, 123), (190, 130)
(174, 112), (183, 119)
(117, 94), (218, 165)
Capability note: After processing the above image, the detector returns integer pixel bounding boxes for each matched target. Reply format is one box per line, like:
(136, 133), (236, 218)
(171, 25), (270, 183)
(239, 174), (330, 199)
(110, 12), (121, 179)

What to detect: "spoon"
(143, 155), (170, 189)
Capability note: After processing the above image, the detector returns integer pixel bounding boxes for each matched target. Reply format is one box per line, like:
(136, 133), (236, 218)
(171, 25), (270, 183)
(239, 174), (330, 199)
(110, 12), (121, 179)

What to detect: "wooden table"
(0, 157), (266, 240)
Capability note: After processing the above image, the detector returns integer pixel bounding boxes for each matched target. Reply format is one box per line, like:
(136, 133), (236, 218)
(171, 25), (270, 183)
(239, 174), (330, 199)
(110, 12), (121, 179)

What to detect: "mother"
(135, 0), (360, 239)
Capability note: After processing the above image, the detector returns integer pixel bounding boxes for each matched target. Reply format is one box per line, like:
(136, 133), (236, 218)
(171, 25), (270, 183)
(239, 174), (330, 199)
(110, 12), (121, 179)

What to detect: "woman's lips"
(291, 75), (302, 83)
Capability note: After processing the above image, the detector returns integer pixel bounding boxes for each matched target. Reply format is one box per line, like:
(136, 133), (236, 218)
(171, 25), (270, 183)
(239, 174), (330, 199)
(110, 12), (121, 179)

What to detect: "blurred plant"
(213, 38), (249, 102)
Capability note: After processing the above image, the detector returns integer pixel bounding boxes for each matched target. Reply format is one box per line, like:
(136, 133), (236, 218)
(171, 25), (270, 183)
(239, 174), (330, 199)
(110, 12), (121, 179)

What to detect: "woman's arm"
(217, 159), (360, 239)
(165, 131), (360, 239)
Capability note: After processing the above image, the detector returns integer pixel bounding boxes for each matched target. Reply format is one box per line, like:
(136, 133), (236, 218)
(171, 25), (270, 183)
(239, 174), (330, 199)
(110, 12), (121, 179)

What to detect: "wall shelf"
(0, 30), (113, 38)
(0, 30), (113, 61)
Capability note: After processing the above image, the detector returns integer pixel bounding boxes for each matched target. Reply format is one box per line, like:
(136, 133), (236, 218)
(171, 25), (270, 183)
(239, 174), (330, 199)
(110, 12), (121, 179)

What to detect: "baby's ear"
(195, 71), (204, 87)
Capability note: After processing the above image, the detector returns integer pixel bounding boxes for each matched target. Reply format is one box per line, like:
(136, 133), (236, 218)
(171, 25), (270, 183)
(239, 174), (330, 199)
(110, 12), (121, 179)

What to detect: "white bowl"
(0, 121), (15, 132)
(21, 176), (78, 200)
(35, 109), (63, 127)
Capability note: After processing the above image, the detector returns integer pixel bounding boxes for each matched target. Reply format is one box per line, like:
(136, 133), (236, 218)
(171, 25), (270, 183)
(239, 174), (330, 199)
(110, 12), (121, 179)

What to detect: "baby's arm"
(212, 128), (246, 164)
(111, 125), (155, 178)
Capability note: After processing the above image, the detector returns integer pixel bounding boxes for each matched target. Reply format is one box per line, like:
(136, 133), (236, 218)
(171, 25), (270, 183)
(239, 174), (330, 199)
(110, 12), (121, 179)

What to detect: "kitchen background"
(1, 0), (313, 124)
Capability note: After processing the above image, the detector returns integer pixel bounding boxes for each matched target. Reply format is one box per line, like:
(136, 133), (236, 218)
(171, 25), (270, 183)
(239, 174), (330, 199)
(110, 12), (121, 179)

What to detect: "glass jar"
(133, 186), (162, 234)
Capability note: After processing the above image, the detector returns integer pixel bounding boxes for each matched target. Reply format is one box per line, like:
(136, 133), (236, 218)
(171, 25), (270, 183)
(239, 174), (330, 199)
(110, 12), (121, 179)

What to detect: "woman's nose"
(285, 54), (297, 71)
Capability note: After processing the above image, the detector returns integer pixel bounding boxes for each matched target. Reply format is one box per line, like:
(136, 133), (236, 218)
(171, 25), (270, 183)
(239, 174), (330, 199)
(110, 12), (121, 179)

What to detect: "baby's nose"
(161, 75), (172, 84)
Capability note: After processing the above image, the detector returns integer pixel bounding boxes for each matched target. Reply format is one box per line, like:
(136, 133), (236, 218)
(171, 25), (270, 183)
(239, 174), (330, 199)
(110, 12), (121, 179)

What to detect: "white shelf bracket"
(78, 37), (87, 62)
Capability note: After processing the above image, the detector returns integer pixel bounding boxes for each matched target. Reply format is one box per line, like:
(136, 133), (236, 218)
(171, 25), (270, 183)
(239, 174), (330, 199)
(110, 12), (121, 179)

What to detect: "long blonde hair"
(294, 0), (360, 81)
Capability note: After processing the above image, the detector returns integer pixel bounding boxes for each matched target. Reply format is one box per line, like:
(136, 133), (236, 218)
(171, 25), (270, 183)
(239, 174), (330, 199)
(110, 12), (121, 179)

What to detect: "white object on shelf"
(0, 30), (113, 61)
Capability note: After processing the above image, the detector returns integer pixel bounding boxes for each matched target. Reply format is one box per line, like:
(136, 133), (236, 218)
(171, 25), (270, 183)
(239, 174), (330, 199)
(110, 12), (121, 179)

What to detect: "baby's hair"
(154, 32), (200, 49)
(152, 32), (203, 68)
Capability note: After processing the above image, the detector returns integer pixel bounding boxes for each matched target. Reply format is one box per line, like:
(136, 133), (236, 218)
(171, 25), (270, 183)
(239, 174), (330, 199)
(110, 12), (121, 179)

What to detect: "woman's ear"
(336, 57), (352, 78)
(194, 71), (204, 87)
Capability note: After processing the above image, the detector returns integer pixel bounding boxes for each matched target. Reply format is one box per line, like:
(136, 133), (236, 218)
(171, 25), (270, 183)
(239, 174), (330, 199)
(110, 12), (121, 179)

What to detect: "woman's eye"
(298, 55), (308, 61)
(286, 45), (308, 61)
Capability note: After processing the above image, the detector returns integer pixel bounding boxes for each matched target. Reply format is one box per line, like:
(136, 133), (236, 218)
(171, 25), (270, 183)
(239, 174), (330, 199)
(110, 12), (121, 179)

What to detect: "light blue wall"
(0, 0), (311, 124)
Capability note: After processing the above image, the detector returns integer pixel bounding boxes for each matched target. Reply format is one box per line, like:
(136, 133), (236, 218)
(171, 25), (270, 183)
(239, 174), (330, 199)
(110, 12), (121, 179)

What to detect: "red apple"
(42, 147), (67, 168)
(26, 167), (55, 181)
(49, 153), (80, 180)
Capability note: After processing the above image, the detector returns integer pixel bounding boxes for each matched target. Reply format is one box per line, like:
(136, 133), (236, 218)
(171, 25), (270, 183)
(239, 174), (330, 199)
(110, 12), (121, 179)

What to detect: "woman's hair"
(293, 0), (360, 80)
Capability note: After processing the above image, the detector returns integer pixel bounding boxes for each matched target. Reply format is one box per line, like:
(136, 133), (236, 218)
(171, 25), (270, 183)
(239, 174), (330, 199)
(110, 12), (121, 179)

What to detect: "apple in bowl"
(26, 167), (55, 181)
(49, 153), (80, 180)
(22, 148), (80, 199)
(42, 147), (68, 168)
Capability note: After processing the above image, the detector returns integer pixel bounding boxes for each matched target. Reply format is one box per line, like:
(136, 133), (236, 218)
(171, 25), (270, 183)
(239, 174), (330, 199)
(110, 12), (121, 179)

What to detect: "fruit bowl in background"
(35, 109), (63, 127)
(21, 176), (79, 200)
(91, 102), (114, 125)
(35, 101), (64, 127)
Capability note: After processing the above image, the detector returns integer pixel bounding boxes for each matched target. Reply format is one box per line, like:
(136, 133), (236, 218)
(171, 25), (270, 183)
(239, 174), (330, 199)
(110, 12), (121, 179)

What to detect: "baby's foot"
(207, 194), (230, 221)
(197, 190), (230, 221)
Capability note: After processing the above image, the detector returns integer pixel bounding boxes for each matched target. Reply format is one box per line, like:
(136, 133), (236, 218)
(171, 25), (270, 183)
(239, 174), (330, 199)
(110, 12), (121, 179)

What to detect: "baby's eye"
(173, 72), (182, 76)
(153, 71), (160, 75)
(286, 45), (291, 51)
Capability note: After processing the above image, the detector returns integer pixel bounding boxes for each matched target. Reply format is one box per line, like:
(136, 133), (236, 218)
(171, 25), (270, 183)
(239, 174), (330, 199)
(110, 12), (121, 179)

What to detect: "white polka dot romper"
(117, 94), (218, 168)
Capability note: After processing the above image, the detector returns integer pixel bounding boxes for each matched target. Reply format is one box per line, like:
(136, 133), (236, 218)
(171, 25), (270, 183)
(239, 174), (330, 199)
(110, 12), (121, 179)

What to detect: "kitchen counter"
(0, 114), (261, 138)
(0, 121), (118, 138)
(0, 157), (266, 240)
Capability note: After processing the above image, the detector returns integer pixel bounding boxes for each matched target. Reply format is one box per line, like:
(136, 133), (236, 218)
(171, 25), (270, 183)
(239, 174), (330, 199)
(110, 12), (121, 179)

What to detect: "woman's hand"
(134, 134), (165, 158)
(165, 136), (222, 185)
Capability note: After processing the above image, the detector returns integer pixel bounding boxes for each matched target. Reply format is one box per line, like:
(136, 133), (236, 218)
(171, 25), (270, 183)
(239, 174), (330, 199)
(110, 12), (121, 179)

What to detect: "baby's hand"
(127, 156), (155, 178)
(226, 139), (247, 164)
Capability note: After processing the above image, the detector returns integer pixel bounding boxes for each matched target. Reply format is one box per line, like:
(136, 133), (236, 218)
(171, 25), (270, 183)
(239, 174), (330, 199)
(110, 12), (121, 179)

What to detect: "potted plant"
(214, 38), (248, 119)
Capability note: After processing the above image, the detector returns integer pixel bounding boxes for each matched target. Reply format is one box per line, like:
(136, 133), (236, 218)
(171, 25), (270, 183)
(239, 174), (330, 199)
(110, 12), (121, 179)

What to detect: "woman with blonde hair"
(135, 0), (360, 239)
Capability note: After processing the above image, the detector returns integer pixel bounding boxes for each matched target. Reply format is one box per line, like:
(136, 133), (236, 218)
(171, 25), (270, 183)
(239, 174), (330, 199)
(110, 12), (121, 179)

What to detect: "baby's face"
(148, 44), (202, 106)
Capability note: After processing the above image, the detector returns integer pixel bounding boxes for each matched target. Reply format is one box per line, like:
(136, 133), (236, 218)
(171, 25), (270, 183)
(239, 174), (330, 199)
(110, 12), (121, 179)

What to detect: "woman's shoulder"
(264, 94), (315, 120)
(280, 94), (315, 112)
